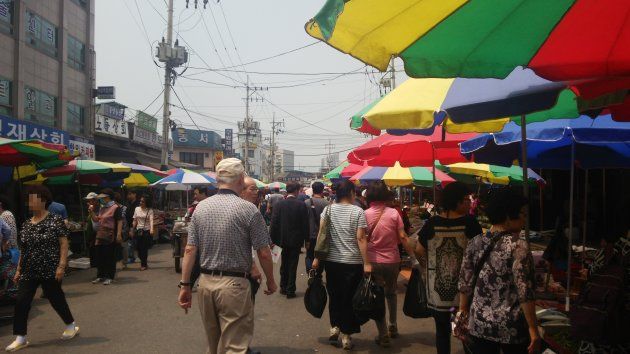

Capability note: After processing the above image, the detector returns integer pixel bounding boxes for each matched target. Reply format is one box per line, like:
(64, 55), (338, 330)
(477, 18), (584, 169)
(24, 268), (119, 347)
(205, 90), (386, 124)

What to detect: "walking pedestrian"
(131, 195), (154, 271)
(364, 181), (419, 347)
(90, 189), (122, 286)
(416, 182), (482, 354)
(125, 190), (140, 264)
(266, 187), (283, 216)
(241, 176), (264, 289)
(304, 182), (329, 272)
(312, 180), (371, 351)
(84, 192), (99, 267)
(113, 193), (129, 270)
(270, 182), (309, 299)
(0, 196), (17, 248)
(458, 189), (539, 354)
(186, 187), (209, 287)
(5, 186), (79, 352)
(178, 158), (277, 354)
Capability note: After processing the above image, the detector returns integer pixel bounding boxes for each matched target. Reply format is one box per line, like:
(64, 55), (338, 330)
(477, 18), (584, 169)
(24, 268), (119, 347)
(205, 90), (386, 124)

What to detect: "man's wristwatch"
(178, 281), (192, 288)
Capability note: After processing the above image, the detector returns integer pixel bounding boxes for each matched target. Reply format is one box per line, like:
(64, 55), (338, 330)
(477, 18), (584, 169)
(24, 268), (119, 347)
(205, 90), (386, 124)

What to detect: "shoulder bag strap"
(368, 207), (385, 238)
(469, 231), (505, 302)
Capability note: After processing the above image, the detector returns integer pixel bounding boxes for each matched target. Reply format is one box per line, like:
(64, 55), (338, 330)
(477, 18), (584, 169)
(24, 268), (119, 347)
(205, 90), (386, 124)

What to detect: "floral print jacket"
(458, 231), (536, 344)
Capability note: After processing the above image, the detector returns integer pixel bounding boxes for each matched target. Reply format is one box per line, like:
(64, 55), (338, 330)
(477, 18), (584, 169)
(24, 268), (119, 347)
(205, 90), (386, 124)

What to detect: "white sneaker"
(91, 278), (103, 284)
(328, 326), (340, 344)
(5, 339), (29, 352)
(102, 279), (113, 285)
(62, 325), (80, 340)
(341, 333), (353, 350)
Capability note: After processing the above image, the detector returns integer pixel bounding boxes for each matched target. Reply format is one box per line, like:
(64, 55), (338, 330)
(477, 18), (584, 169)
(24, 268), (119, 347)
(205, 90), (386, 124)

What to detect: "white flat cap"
(216, 158), (245, 178)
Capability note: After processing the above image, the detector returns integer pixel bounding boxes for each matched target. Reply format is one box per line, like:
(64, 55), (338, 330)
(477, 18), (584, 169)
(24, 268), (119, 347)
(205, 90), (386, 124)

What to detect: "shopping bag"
(403, 268), (431, 318)
(271, 245), (282, 264)
(314, 207), (331, 260)
(352, 275), (385, 321)
(304, 270), (327, 318)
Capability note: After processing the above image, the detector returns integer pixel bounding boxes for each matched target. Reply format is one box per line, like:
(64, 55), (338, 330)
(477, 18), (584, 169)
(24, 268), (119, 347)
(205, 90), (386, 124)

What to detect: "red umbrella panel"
(340, 162), (367, 178)
(347, 127), (477, 167)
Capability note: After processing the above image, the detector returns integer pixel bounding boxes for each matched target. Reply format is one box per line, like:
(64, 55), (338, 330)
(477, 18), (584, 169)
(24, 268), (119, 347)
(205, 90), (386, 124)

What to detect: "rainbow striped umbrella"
(41, 160), (131, 185)
(306, 0), (630, 86)
(0, 138), (71, 168)
(350, 162), (454, 188)
(151, 169), (216, 191)
(323, 161), (350, 180)
(436, 162), (545, 186)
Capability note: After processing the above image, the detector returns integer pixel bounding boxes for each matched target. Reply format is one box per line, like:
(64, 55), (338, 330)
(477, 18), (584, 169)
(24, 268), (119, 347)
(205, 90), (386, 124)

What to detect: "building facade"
(171, 127), (223, 170)
(320, 153), (340, 173)
(237, 120), (267, 179)
(275, 148), (294, 174)
(0, 0), (95, 154)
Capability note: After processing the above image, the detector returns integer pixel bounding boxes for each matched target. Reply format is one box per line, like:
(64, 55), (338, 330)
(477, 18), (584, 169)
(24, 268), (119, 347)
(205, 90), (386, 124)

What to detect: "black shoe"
(286, 293), (296, 299)
(279, 288), (287, 295)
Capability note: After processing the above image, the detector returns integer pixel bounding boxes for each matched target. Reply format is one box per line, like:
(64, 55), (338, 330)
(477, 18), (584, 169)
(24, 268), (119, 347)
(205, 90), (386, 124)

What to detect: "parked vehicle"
(171, 219), (188, 273)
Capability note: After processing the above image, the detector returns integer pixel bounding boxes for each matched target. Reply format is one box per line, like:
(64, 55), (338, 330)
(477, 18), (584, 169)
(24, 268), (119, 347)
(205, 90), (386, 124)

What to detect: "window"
(179, 151), (204, 166)
(248, 149), (255, 158)
(24, 86), (56, 127)
(67, 35), (85, 70)
(67, 101), (84, 134)
(70, 0), (87, 8)
(0, 1), (13, 35)
(25, 10), (57, 57)
(0, 77), (11, 115)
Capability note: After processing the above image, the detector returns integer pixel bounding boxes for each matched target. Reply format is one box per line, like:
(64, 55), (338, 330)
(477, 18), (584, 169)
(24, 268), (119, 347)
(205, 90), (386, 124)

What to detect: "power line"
(186, 66), (399, 77)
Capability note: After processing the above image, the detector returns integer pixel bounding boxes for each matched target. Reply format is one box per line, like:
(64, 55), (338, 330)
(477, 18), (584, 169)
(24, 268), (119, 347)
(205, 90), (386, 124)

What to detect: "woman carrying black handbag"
(131, 195), (154, 271)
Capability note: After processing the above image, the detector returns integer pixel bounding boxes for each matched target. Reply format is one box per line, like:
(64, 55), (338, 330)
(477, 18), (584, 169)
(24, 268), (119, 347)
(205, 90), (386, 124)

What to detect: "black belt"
(200, 268), (249, 278)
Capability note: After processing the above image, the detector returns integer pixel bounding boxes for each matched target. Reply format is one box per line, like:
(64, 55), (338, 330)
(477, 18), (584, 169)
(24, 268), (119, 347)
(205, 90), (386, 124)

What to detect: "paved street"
(0, 245), (464, 353)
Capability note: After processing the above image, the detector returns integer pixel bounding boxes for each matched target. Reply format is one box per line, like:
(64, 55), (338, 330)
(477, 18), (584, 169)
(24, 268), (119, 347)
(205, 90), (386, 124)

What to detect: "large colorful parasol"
(151, 169), (216, 191)
(0, 138), (72, 169)
(306, 0), (630, 87)
(323, 161), (350, 180)
(350, 162), (454, 187)
(41, 160), (131, 185)
(436, 162), (545, 186)
(347, 129), (475, 167)
(460, 115), (630, 169)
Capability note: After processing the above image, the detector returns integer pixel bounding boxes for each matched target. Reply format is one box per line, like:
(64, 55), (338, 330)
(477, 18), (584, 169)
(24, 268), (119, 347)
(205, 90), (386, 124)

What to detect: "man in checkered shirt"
(178, 158), (277, 354)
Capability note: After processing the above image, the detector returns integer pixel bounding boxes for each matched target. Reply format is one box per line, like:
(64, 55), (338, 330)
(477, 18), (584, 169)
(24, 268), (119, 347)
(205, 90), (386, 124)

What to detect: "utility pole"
(241, 76), (267, 175)
(324, 140), (336, 171)
(390, 57), (396, 89)
(269, 112), (284, 181)
(156, 0), (188, 170)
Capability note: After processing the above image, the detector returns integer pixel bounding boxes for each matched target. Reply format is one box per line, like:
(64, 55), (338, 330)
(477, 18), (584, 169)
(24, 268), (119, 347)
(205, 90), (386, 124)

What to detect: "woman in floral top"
(458, 189), (539, 354)
(5, 186), (79, 352)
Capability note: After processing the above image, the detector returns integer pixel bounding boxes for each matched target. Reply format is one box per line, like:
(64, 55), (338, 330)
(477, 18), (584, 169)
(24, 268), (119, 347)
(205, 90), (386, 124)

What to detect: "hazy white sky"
(95, 0), (407, 171)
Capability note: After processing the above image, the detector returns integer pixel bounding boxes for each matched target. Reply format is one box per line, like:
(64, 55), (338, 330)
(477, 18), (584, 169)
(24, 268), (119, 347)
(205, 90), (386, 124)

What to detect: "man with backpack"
(304, 182), (329, 272)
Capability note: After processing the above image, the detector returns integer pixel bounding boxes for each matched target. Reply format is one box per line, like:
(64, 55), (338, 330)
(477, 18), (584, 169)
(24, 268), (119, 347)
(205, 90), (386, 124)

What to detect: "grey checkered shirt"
(188, 189), (271, 273)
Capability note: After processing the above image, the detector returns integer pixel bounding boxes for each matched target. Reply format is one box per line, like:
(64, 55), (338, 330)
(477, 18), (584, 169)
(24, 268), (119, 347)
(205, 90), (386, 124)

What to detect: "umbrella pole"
(520, 115), (530, 240)
(539, 169), (544, 232)
(432, 148), (437, 206)
(581, 170), (589, 265)
(566, 142), (576, 312)
(602, 169), (606, 236)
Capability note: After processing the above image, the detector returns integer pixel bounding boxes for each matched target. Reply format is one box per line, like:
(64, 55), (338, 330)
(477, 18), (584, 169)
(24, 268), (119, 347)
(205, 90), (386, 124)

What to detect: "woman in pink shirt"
(364, 181), (419, 347)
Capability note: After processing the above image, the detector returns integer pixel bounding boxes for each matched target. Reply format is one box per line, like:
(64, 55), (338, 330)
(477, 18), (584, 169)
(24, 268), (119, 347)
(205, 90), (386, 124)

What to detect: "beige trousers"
(198, 274), (253, 354)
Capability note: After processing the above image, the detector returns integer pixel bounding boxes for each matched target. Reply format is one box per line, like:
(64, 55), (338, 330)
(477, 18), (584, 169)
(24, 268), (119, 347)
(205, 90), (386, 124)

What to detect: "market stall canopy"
(437, 162), (545, 186)
(460, 115), (630, 169)
(350, 162), (454, 187)
(347, 129), (475, 167)
(151, 169), (216, 191)
(0, 138), (72, 169)
(306, 0), (630, 85)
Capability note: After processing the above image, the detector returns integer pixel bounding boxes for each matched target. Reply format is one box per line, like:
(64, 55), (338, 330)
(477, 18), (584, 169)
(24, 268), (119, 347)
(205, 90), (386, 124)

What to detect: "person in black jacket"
(270, 182), (309, 299)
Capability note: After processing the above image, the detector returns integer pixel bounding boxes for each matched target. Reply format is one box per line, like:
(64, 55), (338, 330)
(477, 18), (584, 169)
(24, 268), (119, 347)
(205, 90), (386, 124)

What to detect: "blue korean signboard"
(172, 128), (222, 150)
(0, 114), (68, 145)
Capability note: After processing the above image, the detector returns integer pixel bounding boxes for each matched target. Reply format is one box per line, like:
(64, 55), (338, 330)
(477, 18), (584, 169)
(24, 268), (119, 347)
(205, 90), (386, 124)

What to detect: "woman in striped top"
(312, 180), (370, 351)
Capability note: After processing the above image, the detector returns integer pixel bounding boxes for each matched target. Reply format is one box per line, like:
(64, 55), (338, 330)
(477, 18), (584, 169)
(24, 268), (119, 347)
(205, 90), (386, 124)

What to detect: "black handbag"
(352, 275), (385, 322)
(304, 270), (327, 318)
(403, 268), (431, 318)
